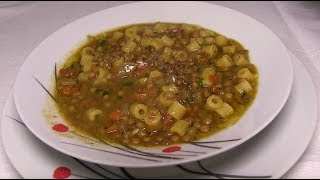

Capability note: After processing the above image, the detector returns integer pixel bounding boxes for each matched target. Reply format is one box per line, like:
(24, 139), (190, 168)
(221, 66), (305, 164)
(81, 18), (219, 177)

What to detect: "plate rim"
(274, 49), (319, 178)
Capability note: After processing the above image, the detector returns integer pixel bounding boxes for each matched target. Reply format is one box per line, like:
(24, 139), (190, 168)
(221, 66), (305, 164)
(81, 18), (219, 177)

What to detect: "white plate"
(13, 1), (293, 167)
(2, 51), (316, 178)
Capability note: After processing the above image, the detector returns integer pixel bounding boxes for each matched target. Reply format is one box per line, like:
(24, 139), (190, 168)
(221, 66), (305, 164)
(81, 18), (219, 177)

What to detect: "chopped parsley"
(199, 78), (204, 87)
(241, 91), (247, 98)
(99, 39), (107, 46)
(122, 80), (134, 87)
(185, 96), (194, 104)
(96, 89), (110, 96)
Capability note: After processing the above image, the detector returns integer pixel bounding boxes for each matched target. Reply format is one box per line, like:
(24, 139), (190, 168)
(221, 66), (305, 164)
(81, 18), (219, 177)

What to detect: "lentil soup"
(54, 22), (258, 147)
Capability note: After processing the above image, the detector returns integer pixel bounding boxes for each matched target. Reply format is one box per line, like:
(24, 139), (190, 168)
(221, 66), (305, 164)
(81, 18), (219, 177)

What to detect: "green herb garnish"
(241, 91), (247, 98)
(99, 39), (107, 46)
(122, 80), (134, 87)
(207, 58), (212, 64)
(96, 89), (110, 96)
(199, 78), (204, 87)
(185, 96), (194, 104)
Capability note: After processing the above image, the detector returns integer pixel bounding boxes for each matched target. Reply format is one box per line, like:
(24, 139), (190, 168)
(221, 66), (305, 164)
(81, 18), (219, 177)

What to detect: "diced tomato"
(172, 26), (183, 33)
(59, 64), (82, 78)
(200, 52), (208, 59)
(59, 69), (73, 78)
(133, 86), (157, 102)
(90, 65), (100, 74)
(110, 67), (118, 75)
(134, 93), (148, 102)
(147, 87), (158, 97)
(109, 110), (123, 122)
(62, 86), (80, 96)
(191, 30), (200, 38)
(106, 124), (118, 134)
(134, 67), (149, 78)
(190, 105), (200, 116)
(163, 115), (175, 129)
(186, 105), (192, 113)
(209, 75), (219, 86)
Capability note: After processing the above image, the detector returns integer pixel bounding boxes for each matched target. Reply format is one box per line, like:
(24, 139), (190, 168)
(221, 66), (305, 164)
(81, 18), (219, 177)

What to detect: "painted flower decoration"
(53, 167), (71, 179)
(53, 124), (69, 133)
(162, 146), (181, 153)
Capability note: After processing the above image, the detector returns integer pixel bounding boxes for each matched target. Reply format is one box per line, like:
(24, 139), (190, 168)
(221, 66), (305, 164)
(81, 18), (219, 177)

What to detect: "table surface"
(0, 1), (319, 179)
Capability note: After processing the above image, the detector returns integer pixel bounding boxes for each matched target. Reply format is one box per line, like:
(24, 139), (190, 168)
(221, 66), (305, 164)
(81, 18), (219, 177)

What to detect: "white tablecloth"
(0, 1), (319, 178)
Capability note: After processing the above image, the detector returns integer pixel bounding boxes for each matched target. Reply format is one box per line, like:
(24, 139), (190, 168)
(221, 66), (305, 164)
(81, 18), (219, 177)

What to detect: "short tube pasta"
(80, 54), (94, 66)
(170, 120), (189, 136)
(80, 54), (94, 72)
(144, 110), (161, 130)
(215, 54), (233, 69)
(86, 108), (103, 121)
(234, 54), (249, 66)
(203, 29), (215, 36)
(150, 38), (164, 51)
(81, 47), (95, 55)
(78, 72), (89, 82)
(187, 38), (201, 52)
(141, 38), (152, 47)
(205, 95), (223, 111)
(194, 37), (204, 45)
(215, 102), (234, 118)
(96, 67), (110, 80)
(202, 45), (218, 57)
(112, 58), (124, 68)
(154, 23), (168, 33)
(162, 84), (179, 93)
(161, 47), (172, 62)
(143, 28), (154, 37)
(149, 70), (163, 79)
(121, 40), (137, 54)
(199, 30), (211, 37)
(168, 101), (187, 120)
(125, 26), (139, 38)
(237, 68), (255, 81)
(222, 45), (237, 54)
(201, 67), (216, 87)
(112, 31), (124, 41)
(161, 35), (175, 46)
(130, 103), (148, 120)
(159, 91), (175, 107)
(138, 77), (148, 85)
(235, 79), (253, 94)
(181, 24), (197, 34)
(215, 35), (228, 46)
(93, 67), (110, 85)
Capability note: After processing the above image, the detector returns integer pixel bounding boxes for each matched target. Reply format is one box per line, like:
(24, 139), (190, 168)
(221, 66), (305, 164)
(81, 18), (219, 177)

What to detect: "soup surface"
(54, 22), (258, 147)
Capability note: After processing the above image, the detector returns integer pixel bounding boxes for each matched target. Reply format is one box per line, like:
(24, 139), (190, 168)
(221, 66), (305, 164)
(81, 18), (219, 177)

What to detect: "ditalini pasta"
(237, 68), (256, 81)
(215, 54), (233, 69)
(129, 103), (148, 120)
(168, 101), (187, 120)
(235, 79), (254, 94)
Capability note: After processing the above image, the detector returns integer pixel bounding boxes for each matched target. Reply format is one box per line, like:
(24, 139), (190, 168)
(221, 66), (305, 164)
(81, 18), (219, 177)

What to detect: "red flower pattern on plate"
(53, 166), (71, 179)
(162, 146), (181, 153)
(52, 124), (69, 132)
